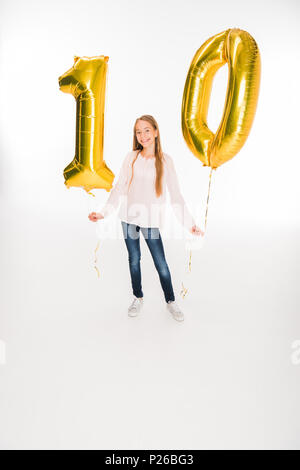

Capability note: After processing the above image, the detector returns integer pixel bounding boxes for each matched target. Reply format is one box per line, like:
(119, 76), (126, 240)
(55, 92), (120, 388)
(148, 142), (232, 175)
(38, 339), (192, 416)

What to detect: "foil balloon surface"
(182, 28), (261, 169)
(58, 55), (114, 193)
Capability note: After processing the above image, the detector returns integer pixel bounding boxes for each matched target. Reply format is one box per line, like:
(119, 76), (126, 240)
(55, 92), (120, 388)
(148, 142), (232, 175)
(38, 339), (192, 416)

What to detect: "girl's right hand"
(88, 212), (104, 222)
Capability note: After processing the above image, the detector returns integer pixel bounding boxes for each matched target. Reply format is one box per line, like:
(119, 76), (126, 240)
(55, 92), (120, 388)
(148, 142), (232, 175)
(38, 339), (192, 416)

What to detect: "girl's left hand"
(190, 225), (204, 236)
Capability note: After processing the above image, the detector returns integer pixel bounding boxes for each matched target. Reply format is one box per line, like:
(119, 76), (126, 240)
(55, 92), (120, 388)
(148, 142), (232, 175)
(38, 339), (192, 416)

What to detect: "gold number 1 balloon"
(58, 55), (114, 193)
(182, 28), (261, 169)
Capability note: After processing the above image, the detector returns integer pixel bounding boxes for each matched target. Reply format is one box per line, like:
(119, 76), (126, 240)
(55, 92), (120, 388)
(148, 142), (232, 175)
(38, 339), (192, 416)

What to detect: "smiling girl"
(89, 115), (203, 321)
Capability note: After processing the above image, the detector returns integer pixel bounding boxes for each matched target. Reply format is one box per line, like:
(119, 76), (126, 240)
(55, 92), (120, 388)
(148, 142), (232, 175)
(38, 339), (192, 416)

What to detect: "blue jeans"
(121, 221), (175, 303)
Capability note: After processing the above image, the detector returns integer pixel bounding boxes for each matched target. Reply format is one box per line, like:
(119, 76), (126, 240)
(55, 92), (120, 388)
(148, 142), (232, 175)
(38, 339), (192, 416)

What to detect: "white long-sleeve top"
(98, 150), (196, 232)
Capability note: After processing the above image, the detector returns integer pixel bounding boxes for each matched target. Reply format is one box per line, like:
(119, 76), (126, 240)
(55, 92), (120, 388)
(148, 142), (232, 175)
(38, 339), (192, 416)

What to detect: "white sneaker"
(166, 300), (184, 322)
(128, 296), (144, 317)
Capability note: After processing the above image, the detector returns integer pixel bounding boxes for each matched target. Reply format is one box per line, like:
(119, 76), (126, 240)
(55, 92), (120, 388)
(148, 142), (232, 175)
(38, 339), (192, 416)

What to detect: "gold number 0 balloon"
(58, 55), (114, 193)
(182, 28), (261, 169)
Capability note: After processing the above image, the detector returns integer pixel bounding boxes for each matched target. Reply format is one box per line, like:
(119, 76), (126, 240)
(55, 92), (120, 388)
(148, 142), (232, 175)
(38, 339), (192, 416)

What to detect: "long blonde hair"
(128, 115), (165, 198)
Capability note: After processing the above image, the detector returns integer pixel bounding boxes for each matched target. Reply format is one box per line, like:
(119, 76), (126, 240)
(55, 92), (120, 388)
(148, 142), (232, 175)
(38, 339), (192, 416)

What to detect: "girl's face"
(135, 120), (158, 149)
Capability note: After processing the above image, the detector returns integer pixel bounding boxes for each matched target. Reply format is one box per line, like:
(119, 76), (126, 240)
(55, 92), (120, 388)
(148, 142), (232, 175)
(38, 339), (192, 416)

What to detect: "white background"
(0, 0), (299, 450)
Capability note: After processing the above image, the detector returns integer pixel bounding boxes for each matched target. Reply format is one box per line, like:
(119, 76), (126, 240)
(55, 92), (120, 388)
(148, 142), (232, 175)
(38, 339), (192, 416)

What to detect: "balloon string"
(180, 167), (215, 300)
(204, 167), (214, 232)
(94, 240), (101, 278)
(87, 190), (101, 278)
(188, 249), (192, 272)
(180, 281), (188, 299)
